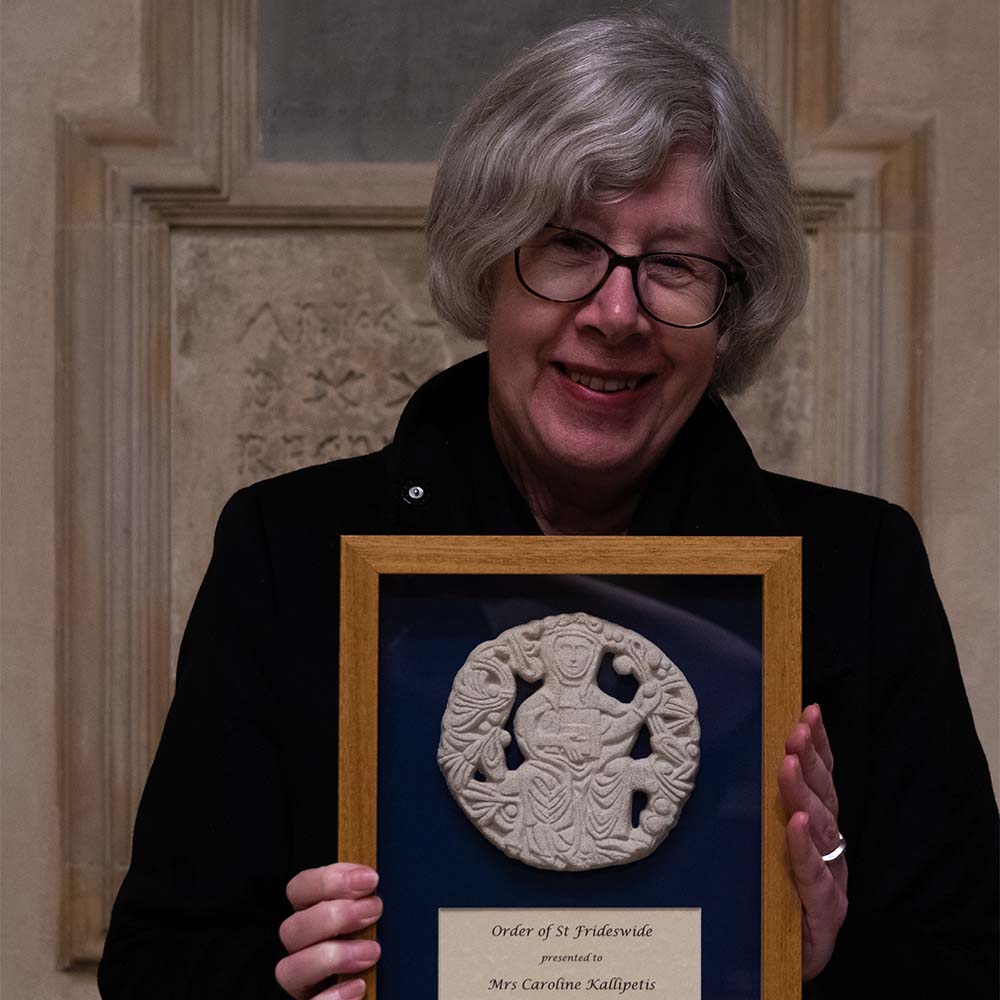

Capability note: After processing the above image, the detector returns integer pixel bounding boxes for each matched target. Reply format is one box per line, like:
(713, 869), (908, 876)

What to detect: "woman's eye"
(546, 233), (598, 254)
(650, 254), (694, 273)
(645, 255), (702, 284)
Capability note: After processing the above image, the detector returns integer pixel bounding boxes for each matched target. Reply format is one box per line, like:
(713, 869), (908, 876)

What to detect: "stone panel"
(257, 0), (730, 162)
(2, 0), (143, 991)
(170, 229), (480, 661)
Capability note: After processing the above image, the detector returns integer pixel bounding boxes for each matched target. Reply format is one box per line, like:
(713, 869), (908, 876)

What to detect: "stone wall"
(2, 1), (144, 993)
(843, 0), (999, 793)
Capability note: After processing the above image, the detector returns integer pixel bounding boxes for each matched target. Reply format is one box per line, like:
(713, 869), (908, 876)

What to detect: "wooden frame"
(339, 535), (803, 999)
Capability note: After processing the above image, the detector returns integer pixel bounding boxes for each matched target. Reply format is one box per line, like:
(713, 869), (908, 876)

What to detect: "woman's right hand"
(275, 863), (382, 1000)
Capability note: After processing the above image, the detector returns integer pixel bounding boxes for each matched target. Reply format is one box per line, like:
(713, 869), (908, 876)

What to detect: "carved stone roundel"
(437, 613), (700, 871)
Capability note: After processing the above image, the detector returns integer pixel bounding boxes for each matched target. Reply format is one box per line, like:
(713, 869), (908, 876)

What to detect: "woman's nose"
(575, 264), (646, 344)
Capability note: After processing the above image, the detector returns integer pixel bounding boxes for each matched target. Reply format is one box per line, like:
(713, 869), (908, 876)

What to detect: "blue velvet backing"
(375, 574), (762, 998)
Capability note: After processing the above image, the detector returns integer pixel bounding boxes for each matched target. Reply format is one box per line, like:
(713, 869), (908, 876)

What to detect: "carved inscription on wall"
(170, 230), (479, 665)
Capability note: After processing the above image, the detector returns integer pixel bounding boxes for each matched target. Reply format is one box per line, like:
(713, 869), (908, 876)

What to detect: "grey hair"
(426, 12), (807, 395)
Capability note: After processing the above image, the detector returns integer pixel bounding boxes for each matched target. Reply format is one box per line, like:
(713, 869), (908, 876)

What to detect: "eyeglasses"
(514, 225), (744, 329)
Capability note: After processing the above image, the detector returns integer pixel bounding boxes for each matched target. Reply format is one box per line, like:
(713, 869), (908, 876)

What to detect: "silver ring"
(821, 833), (846, 863)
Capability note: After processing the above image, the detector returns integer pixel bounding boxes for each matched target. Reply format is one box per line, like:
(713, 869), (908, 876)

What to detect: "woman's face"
(487, 150), (723, 487)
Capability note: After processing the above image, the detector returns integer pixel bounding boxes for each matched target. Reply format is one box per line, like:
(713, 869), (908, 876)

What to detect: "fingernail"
(347, 869), (379, 892)
(353, 940), (381, 963)
(355, 896), (382, 921)
(339, 979), (366, 1000)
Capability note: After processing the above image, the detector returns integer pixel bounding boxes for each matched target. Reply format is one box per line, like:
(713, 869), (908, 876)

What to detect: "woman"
(99, 13), (998, 1000)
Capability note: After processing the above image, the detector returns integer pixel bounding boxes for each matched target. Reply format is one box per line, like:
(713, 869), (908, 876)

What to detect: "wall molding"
(56, 0), (437, 967)
(56, 0), (928, 966)
(733, 0), (927, 503)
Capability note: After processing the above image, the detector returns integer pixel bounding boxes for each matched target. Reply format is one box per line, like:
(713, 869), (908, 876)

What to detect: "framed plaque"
(339, 536), (802, 999)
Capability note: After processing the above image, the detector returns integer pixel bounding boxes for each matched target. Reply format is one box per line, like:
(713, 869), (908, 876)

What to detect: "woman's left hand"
(778, 703), (848, 980)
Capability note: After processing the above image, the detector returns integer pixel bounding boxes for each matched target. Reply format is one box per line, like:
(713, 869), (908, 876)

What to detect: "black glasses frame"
(514, 224), (745, 329)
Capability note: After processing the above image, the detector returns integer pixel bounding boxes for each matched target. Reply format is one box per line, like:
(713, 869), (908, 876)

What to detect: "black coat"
(99, 353), (998, 998)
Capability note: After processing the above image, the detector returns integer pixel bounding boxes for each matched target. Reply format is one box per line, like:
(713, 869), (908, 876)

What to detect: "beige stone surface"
(170, 229), (478, 664)
(841, 0), (999, 790)
(1, 0), (142, 994)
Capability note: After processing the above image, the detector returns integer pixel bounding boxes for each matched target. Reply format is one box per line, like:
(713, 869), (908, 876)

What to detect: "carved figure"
(438, 613), (699, 870)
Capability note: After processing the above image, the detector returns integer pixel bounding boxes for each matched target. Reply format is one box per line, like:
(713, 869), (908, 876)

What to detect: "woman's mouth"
(554, 363), (653, 394)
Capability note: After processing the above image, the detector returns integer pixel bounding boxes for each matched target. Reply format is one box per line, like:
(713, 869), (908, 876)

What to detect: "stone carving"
(172, 231), (479, 487)
(438, 613), (700, 871)
(169, 230), (479, 667)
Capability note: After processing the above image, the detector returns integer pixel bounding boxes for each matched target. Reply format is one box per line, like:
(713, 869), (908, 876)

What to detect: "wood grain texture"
(341, 534), (799, 576)
(337, 540), (381, 994)
(338, 540), (381, 869)
(339, 535), (802, 1000)
(761, 539), (804, 998)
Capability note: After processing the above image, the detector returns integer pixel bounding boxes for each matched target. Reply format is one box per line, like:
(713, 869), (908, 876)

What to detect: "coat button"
(403, 484), (426, 504)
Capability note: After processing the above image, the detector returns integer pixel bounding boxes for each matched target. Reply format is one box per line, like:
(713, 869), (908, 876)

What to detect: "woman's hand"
(275, 863), (382, 1000)
(778, 704), (848, 980)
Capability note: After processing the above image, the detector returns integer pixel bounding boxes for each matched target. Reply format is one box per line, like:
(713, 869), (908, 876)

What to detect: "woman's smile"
(553, 362), (655, 394)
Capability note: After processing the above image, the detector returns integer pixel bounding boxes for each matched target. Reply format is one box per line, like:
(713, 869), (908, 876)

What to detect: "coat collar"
(384, 352), (785, 537)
